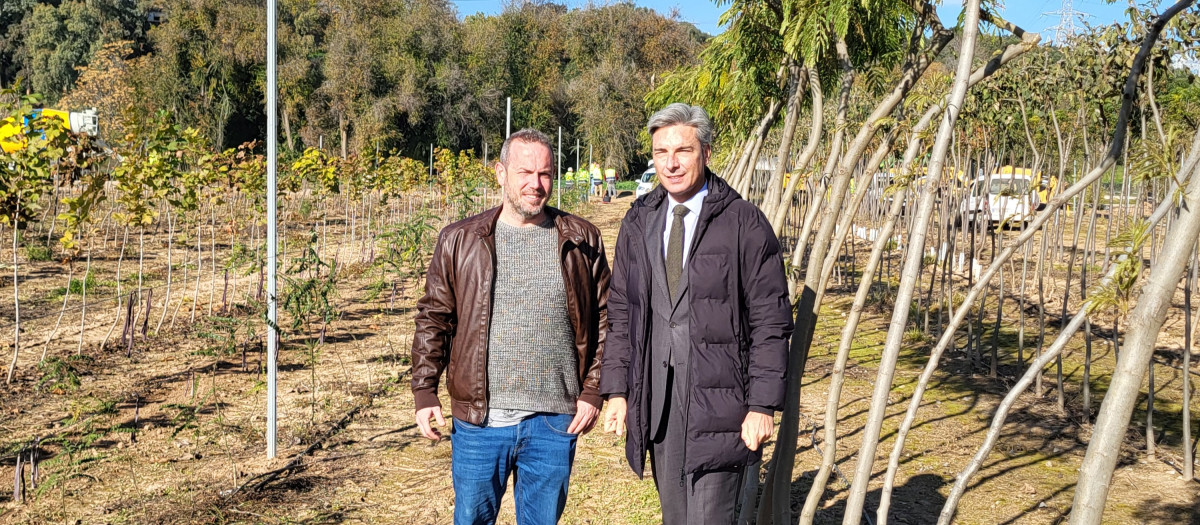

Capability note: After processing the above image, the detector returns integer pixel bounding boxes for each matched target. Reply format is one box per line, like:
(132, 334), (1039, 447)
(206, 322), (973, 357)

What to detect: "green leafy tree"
(1, 86), (72, 383)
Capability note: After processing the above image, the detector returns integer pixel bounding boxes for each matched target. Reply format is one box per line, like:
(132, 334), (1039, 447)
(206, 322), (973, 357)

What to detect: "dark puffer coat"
(600, 171), (793, 477)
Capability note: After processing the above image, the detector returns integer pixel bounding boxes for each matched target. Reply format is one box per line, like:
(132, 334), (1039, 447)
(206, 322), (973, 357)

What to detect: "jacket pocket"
(690, 254), (729, 299)
(694, 342), (741, 390)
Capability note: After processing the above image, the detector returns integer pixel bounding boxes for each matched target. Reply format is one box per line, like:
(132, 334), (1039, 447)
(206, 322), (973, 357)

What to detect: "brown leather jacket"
(410, 206), (610, 424)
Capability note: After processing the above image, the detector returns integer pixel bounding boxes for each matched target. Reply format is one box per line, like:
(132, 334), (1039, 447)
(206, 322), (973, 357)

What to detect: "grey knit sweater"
(486, 219), (579, 417)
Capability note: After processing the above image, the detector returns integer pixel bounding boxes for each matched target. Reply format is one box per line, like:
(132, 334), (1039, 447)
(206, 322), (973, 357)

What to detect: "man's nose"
(665, 154), (681, 171)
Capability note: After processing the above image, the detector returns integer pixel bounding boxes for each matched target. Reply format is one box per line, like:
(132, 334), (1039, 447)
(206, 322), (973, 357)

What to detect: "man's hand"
(416, 406), (446, 441)
(741, 411), (773, 451)
(567, 400), (600, 435)
(603, 397), (627, 436)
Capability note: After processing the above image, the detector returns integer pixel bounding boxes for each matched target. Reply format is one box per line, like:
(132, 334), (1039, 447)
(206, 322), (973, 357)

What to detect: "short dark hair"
(499, 129), (554, 166)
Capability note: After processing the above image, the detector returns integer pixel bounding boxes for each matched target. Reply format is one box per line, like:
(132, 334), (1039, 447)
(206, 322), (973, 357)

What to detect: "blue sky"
(449, 1), (1152, 41)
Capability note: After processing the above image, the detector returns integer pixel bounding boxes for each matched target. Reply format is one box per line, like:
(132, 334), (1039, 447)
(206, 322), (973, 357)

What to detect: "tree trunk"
(1072, 130), (1200, 525)
(799, 181), (910, 524)
(1184, 252), (1196, 481)
(77, 238), (92, 356)
(848, 3), (981, 522)
(759, 60), (806, 215)
(878, 2), (1191, 512)
(771, 66), (826, 234)
(940, 149), (1194, 522)
(6, 206), (21, 384)
(155, 208), (174, 334)
(101, 225), (130, 351)
(283, 105), (295, 152)
(41, 260), (73, 362)
(339, 111), (349, 160)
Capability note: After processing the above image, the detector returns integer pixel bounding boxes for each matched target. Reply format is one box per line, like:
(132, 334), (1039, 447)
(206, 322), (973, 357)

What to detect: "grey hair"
(498, 128), (554, 166)
(647, 103), (714, 149)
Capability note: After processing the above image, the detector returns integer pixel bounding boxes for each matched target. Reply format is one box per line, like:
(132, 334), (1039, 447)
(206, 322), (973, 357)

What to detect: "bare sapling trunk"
(814, 132), (900, 301)
(101, 225), (130, 351)
(784, 52), (853, 297)
(192, 220), (201, 323)
(799, 182), (910, 524)
(42, 259), (74, 362)
(208, 205), (216, 316)
(770, 66), (825, 234)
(1074, 162), (1198, 520)
(1185, 252), (1196, 481)
(134, 226), (144, 338)
(156, 205), (174, 334)
(7, 201), (21, 384)
(851, 3), (981, 523)
(732, 100), (784, 195)
(797, 25), (1041, 511)
(77, 236), (92, 355)
(990, 262), (1004, 377)
(939, 162), (1191, 522)
(759, 61), (806, 216)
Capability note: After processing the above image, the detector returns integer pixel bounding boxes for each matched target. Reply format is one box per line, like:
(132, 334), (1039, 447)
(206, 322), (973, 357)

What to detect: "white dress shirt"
(662, 182), (708, 265)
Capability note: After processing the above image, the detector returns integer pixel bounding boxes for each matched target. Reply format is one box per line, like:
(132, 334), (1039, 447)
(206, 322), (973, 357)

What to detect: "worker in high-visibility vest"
(565, 167), (575, 188)
(604, 167), (617, 198)
(592, 165), (604, 197)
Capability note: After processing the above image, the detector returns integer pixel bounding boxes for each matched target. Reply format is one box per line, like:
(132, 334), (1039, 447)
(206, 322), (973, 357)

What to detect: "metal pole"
(506, 97), (512, 138)
(575, 139), (579, 172)
(429, 144), (433, 178)
(484, 141), (488, 166)
(265, 0), (278, 460)
(559, 125), (564, 208)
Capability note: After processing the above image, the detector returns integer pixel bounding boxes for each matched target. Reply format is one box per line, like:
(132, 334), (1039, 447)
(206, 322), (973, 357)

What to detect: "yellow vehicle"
(0, 108), (98, 153)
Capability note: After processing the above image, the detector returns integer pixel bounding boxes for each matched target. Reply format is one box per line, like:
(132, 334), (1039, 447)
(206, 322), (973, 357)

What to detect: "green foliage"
(289, 147), (339, 195)
(1129, 128), (1188, 185)
(1088, 220), (1153, 315)
(0, 86), (72, 230)
(280, 230), (339, 336)
(197, 314), (258, 357)
(37, 356), (82, 393)
(67, 270), (97, 294)
(162, 400), (206, 439)
(378, 210), (437, 286)
(34, 430), (106, 497)
(25, 1), (105, 99)
(110, 112), (202, 227)
(24, 240), (51, 261)
(67, 393), (116, 422)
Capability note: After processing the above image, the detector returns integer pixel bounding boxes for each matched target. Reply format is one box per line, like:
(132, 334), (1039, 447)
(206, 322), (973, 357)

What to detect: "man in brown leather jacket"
(410, 129), (610, 525)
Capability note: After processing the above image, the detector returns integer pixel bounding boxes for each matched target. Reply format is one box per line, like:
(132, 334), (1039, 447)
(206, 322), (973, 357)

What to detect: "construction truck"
(0, 108), (99, 153)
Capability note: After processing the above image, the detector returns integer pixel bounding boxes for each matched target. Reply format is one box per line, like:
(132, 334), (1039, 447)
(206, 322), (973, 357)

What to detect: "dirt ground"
(1, 191), (1198, 524)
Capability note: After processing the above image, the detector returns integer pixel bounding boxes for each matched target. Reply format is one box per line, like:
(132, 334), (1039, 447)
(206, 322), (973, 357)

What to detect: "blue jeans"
(451, 413), (578, 525)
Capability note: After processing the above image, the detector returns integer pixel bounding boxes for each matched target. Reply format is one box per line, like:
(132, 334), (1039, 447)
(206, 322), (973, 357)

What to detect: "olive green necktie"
(666, 204), (688, 298)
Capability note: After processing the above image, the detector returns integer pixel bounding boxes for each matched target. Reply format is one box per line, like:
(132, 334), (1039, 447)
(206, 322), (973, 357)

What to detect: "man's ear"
(495, 161), (506, 187)
(702, 144), (712, 166)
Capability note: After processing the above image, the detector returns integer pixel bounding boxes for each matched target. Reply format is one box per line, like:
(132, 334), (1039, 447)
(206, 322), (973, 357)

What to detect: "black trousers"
(649, 365), (744, 525)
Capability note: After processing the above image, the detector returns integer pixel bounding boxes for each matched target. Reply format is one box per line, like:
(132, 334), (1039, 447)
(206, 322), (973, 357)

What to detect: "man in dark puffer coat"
(601, 103), (793, 524)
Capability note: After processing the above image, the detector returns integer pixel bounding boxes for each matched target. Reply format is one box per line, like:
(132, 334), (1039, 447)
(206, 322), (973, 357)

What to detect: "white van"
(636, 162), (656, 197)
(963, 173), (1037, 226)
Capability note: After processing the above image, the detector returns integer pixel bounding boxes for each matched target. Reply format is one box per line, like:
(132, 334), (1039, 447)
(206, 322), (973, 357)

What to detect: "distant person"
(412, 128), (611, 525)
(601, 103), (793, 525)
(565, 166), (575, 188)
(604, 167), (617, 198)
(592, 165), (603, 197)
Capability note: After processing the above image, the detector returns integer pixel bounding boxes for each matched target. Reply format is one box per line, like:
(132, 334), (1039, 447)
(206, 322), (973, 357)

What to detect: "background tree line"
(0, 0), (705, 172)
